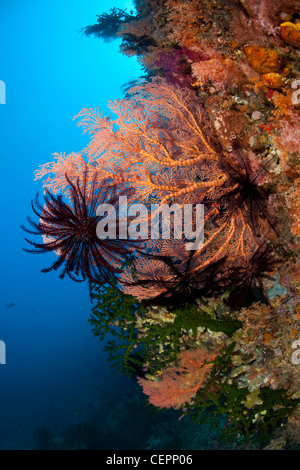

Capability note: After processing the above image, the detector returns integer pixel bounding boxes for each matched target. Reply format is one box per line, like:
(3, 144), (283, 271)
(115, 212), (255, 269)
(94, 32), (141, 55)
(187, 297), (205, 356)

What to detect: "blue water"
(0, 0), (144, 450)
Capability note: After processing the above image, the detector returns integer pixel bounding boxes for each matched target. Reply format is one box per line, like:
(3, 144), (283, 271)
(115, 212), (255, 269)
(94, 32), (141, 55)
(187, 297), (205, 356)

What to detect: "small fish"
(6, 303), (15, 310)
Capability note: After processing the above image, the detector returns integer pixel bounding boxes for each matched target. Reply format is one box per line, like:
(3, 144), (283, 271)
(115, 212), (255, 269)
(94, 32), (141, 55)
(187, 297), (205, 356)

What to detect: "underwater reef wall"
(24, 0), (300, 449)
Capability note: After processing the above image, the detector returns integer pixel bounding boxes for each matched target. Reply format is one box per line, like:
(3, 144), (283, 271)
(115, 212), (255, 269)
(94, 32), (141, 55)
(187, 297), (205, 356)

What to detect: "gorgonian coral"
(120, 246), (233, 304)
(138, 345), (219, 410)
(33, 78), (278, 303)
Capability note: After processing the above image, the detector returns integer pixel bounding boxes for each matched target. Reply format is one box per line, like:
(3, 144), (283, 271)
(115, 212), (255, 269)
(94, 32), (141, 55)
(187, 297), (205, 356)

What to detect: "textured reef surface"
(24, 0), (300, 449)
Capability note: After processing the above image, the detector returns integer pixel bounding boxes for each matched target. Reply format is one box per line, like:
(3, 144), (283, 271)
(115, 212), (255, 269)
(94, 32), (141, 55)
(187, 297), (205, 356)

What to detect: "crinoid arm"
(22, 171), (139, 285)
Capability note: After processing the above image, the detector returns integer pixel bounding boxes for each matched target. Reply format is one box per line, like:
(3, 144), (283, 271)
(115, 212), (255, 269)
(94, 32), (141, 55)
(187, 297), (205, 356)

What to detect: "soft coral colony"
(23, 0), (300, 449)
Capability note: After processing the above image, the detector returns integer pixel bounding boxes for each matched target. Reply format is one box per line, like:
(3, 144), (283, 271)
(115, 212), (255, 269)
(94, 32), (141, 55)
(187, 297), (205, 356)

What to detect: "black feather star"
(21, 171), (137, 285)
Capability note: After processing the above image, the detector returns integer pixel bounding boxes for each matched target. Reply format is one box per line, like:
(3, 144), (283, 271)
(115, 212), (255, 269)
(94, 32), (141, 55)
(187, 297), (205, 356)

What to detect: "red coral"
(138, 346), (219, 409)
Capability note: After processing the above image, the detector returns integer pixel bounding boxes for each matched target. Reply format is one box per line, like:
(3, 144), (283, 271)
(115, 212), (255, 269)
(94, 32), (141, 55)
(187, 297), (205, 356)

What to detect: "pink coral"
(275, 112), (300, 157)
(192, 57), (244, 91)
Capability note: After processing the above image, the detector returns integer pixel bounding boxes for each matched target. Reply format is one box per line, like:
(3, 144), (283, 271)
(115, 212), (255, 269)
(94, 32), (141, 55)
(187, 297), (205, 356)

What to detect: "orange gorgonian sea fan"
(138, 346), (219, 410)
(33, 78), (278, 298)
(36, 78), (230, 204)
